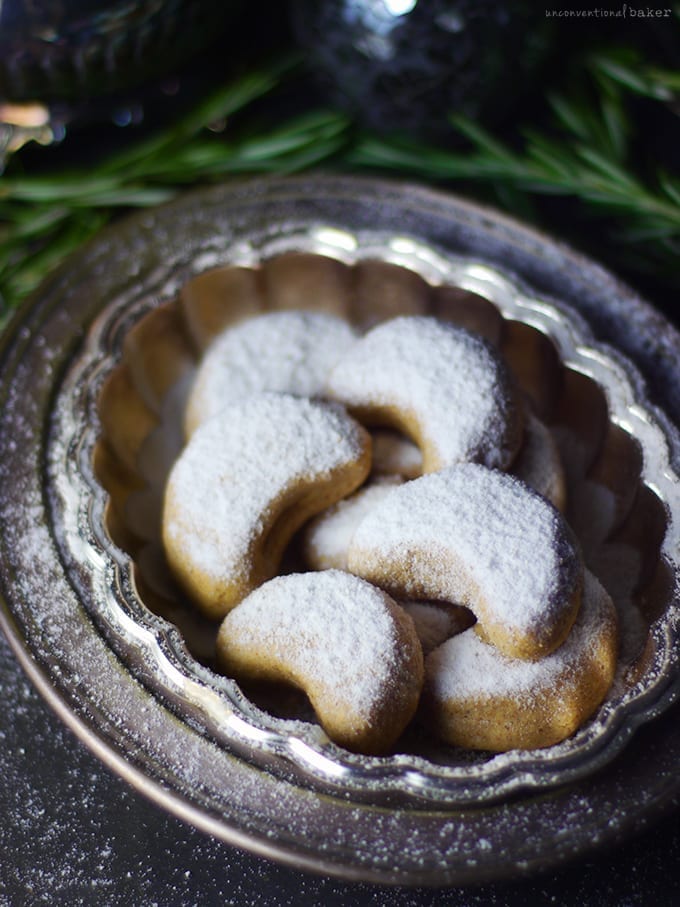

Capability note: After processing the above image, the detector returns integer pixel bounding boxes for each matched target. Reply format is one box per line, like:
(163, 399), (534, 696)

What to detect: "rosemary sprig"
(589, 49), (680, 102)
(352, 121), (680, 227)
(0, 61), (351, 321)
(1, 45), (678, 324)
(350, 50), (680, 293)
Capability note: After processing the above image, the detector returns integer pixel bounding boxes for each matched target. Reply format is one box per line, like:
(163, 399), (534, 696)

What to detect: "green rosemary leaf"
(258, 108), (349, 138)
(448, 114), (518, 164)
(521, 130), (578, 179)
(573, 147), (639, 191)
(98, 57), (298, 178)
(228, 111), (349, 162)
(509, 173), (588, 196)
(65, 186), (178, 207)
(134, 141), (231, 177)
(646, 66), (680, 95)
(126, 110), (349, 182)
(0, 205), (69, 246)
(599, 92), (629, 163)
(0, 175), (124, 203)
(168, 59), (298, 137)
(590, 53), (675, 102)
(659, 172), (680, 207)
(2, 203), (68, 233)
(547, 93), (592, 143)
(1, 180), (175, 209)
(348, 136), (461, 177)
(259, 135), (349, 173)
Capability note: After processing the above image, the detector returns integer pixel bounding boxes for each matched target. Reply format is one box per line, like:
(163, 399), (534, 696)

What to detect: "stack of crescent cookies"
(162, 309), (619, 755)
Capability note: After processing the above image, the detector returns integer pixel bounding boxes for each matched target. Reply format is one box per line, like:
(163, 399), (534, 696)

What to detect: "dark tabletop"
(1, 628), (679, 906)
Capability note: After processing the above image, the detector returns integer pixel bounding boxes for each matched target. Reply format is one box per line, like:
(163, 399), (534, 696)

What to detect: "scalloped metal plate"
(2, 177), (679, 884)
(47, 224), (680, 807)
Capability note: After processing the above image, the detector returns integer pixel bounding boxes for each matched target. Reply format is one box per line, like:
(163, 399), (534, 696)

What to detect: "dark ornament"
(291, 0), (553, 136)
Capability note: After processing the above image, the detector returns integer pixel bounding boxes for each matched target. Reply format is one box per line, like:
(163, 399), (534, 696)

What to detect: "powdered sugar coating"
(348, 463), (582, 659)
(325, 316), (522, 471)
(163, 393), (370, 617)
(424, 570), (618, 751)
(302, 476), (402, 571)
(217, 570), (423, 753)
(184, 310), (358, 436)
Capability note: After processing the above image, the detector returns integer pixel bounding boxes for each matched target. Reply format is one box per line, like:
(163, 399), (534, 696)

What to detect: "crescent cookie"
(163, 393), (371, 618)
(184, 310), (358, 437)
(422, 570), (618, 751)
(511, 412), (566, 511)
(325, 316), (523, 472)
(216, 570), (424, 754)
(347, 463), (582, 660)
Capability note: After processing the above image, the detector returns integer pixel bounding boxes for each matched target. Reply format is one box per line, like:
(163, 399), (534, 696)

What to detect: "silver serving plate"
(1, 176), (679, 884)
